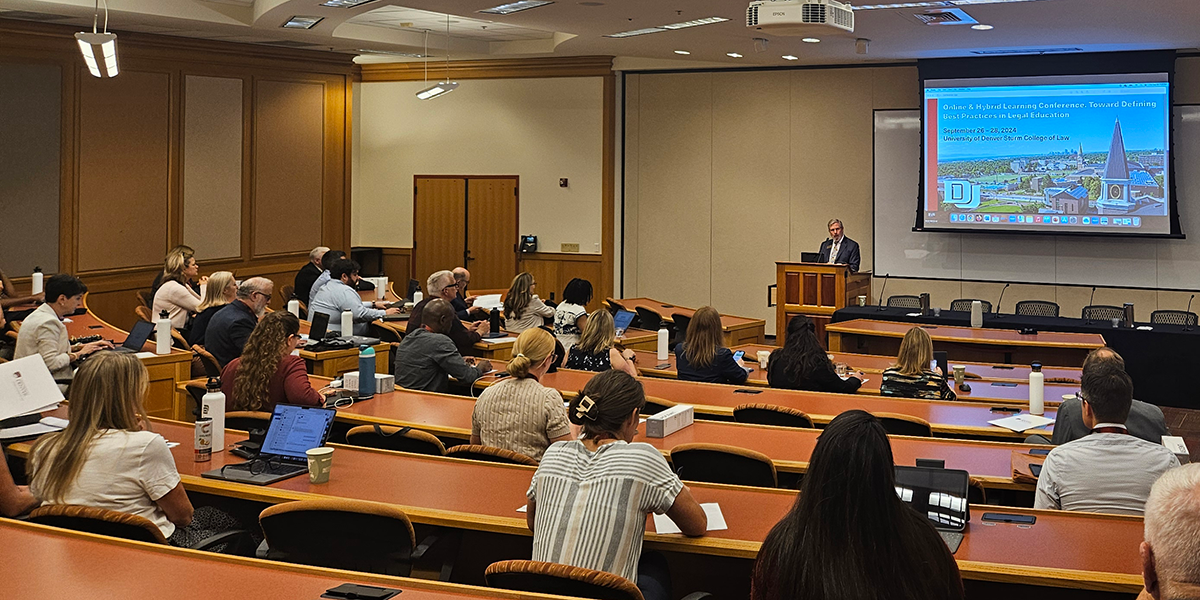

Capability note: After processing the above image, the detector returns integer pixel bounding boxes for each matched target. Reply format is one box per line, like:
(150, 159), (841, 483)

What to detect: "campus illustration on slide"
(924, 75), (1170, 230)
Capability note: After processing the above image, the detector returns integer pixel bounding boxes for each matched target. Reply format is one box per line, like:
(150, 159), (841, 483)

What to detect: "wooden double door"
(413, 176), (519, 291)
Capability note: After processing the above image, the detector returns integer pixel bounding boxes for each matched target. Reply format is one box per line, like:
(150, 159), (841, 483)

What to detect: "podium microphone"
(994, 283), (1011, 319)
(1186, 294), (1195, 332)
(1084, 286), (1097, 323)
(877, 273), (890, 311)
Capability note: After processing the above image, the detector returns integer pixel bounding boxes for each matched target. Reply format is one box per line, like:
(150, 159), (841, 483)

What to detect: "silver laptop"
(201, 404), (336, 485)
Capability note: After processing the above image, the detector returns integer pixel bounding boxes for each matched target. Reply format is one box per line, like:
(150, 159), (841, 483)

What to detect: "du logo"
(944, 180), (981, 210)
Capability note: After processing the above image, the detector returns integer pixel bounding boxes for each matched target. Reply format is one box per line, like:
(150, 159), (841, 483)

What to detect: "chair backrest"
(670, 313), (690, 347)
(29, 505), (168, 545)
(1014, 300), (1060, 317)
(873, 412), (933, 437)
(886, 295), (922, 309)
(604, 298), (626, 315)
(445, 444), (538, 466)
(192, 345), (221, 378)
(486, 560), (644, 600)
(134, 305), (153, 323)
(1082, 305), (1124, 322)
(633, 307), (662, 331)
(949, 298), (992, 313)
(1151, 310), (1198, 327)
(670, 443), (777, 488)
(345, 424), (446, 456)
(259, 498), (416, 576)
(281, 284), (295, 301)
(136, 290), (153, 309)
(406, 279), (421, 301)
(733, 404), (814, 428)
(642, 395), (675, 416)
(225, 411), (273, 433)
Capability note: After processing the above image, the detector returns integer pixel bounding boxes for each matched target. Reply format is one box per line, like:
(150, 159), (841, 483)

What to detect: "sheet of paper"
(135, 351), (156, 359)
(0, 422), (61, 441)
(480, 336), (517, 344)
(474, 294), (503, 310)
(516, 505), (527, 513)
(653, 503), (728, 534)
(40, 416), (69, 428)
(0, 356), (65, 421)
(988, 413), (1055, 432)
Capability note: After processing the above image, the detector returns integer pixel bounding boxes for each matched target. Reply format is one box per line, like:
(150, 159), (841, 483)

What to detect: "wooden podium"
(775, 262), (872, 346)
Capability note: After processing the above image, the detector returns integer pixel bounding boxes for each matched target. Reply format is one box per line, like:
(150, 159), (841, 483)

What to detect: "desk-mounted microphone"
(994, 283), (1011, 319)
(877, 273), (890, 311)
(1084, 286), (1097, 323)
(1186, 294), (1196, 332)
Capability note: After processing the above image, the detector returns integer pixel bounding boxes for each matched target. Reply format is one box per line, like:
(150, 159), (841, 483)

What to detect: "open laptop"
(613, 309), (636, 338)
(894, 465), (970, 553)
(80, 320), (155, 361)
(201, 404), (337, 485)
(309, 311), (381, 347)
(800, 251), (822, 263)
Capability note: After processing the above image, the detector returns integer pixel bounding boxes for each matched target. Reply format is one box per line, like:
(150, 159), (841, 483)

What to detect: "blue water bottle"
(358, 345), (375, 399)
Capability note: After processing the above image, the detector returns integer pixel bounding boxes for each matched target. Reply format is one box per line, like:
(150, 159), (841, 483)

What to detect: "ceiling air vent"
(912, 8), (977, 25)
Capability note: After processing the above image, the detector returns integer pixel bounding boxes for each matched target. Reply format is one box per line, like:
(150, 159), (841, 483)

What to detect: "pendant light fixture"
(415, 13), (458, 100)
(75, 0), (119, 78)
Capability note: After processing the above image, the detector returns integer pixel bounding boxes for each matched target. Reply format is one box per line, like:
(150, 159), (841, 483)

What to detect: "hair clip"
(575, 395), (598, 421)
(515, 353), (526, 358)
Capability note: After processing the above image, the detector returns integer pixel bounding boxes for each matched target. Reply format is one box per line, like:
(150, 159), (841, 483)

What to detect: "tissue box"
(342, 371), (395, 394)
(1163, 435), (1191, 464)
(645, 404), (694, 438)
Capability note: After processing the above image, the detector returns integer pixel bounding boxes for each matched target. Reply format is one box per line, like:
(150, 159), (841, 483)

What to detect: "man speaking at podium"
(817, 218), (860, 273)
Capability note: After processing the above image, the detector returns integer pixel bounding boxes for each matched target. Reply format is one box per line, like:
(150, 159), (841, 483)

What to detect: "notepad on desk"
(479, 336), (517, 344)
(988, 413), (1054, 432)
(653, 503), (728, 534)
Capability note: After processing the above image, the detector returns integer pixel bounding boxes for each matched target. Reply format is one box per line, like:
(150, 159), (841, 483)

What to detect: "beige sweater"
(152, 280), (200, 328)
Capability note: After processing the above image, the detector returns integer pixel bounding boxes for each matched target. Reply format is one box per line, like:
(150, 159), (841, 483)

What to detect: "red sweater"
(220, 354), (323, 412)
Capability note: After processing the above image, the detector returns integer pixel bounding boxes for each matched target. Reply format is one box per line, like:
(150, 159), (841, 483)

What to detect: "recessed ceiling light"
(782, 55), (799, 60)
(605, 16), (728, 38)
(282, 16), (323, 29)
(971, 23), (994, 30)
(727, 52), (743, 58)
(802, 37), (820, 43)
(479, 0), (554, 15)
(320, 0), (381, 7)
(674, 50), (690, 55)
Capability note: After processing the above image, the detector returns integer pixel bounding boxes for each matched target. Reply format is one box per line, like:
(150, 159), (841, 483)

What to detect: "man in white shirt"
(1035, 364), (1179, 515)
(14, 274), (111, 383)
(1140, 464), (1200, 600)
(309, 258), (399, 336)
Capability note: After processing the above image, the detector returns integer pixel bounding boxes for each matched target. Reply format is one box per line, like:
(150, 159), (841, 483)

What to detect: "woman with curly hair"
(220, 311), (326, 412)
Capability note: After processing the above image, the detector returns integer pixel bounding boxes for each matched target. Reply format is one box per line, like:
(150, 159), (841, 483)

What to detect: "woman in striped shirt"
(880, 327), (957, 401)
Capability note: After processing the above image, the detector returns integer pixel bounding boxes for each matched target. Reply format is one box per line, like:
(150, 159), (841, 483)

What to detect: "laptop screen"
(308, 311), (329, 340)
(123, 320), (155, 350)
(613, 309), (635, 334)
(261, 404), (337, 460)
(894, 466), (970, 531)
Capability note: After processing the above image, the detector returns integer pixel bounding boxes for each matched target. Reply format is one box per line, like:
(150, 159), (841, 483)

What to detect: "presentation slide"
(921, 73), (1171, 235)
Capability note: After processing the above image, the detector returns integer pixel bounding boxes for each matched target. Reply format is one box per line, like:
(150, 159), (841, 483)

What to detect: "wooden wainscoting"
(518, 252), (605, 313)
(381, 248), (414, 287)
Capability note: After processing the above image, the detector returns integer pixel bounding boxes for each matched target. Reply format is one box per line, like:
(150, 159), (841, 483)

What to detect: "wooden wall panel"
(413, 177), (467, 287)
(254, 79), (324, 256)
(381, 248), (413, 286)
(77, 70), (171, 272)
(518, 252), (604, 313)
(466, 177), (519, 290)
(0, 63), (61, 275)
(183, 75), (243, 260)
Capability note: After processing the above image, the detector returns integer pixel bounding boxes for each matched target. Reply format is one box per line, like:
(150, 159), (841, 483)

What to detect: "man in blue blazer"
(817, 219), (861, 272)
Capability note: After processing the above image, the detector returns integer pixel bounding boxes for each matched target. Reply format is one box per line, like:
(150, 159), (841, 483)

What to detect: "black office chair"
(445, 445), (539, 466)
(643, 396), (675, 416)
(886, 295), (922, 309)
(671, 313), (691, 348)
(634, 307), (664, 332)
(874, 413), (933, 437)
(670, 443), (778, 488)
(1082, 305), (1124, 322)
(345, 424), (447, 456)
(406, 279), (421, 301)
(1150, 310), (1198, 327)
(31, 505), (254, 554)
(1014, 300), (1060, 317)
(486, 560), (714, 600)
(605, 298), (627, 315)
(949, 299), (992, 313)
(733, 404), (815, 428)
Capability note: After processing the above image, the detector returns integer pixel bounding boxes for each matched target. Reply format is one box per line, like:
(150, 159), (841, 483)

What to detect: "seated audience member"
(0, 268), (44, 322)
(767, 315), (862, 394)
(394, 299), (491, 394)
(28, 352), (247, 546)
(472, 328), (572, 461)
(15, 274), (112, 382)
(294, 246), (328, 306)
(308, 250), (375, 306)
(408, 270), (488, 356)
(554, 278), (591, 351)
(1035, 364), (1180, 515)
(1139, 464), (1200, 600)
(308, 259), (398, 336)
(564, 310), (638, 377)
(751, 410), (964, 600)
(674, 306), (748, 385)
(187, 271), (235, 347)
(452, 267), (486, 321)
(152, 249), (205, 330)
(1051, 347), (1167, 445)
(527, 370), (706, 600)
(880, 327), (957, 401)
(221, 311), (325, 412)
(0, 454), (37, 517)
(150, 245), (199, 298)
(503, 272), (555, 334)
(206, 277), (273, 367)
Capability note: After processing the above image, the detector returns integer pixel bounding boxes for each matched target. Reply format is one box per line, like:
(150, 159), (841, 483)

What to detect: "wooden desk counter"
(64, 298), (192, 421)
(296, 319), (392, 377)
(480, 370), (1056, 440)
(615, 298), (766, 346)
(827, 319), (1105, 367)
(0, 519), (574, 600)
(4, 420), (1144, 592)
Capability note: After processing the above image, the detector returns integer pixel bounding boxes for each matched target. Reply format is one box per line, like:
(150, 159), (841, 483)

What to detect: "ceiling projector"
(746, 0), (855, 35)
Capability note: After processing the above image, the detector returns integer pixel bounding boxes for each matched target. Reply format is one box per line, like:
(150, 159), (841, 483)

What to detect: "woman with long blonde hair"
(222, 311), (325, 412)
(881, 326), (956, 400)
(676, 306), (748, 384)
(188, 270), (236, 346)
(503, 272), (555, 334)
(471, 327), (572, 461)
(151, 246), (206, 330)
(565, 309), (638, 377)
(28, 352), (244, 545)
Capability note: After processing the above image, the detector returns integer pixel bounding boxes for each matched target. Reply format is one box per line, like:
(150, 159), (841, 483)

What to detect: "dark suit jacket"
(293, 262), (321, 306)
(1050, 397), (1168, 444)
(205, 300), (258, 367)
(408, 298), (482, 356)
(817, 236), (861, 273)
